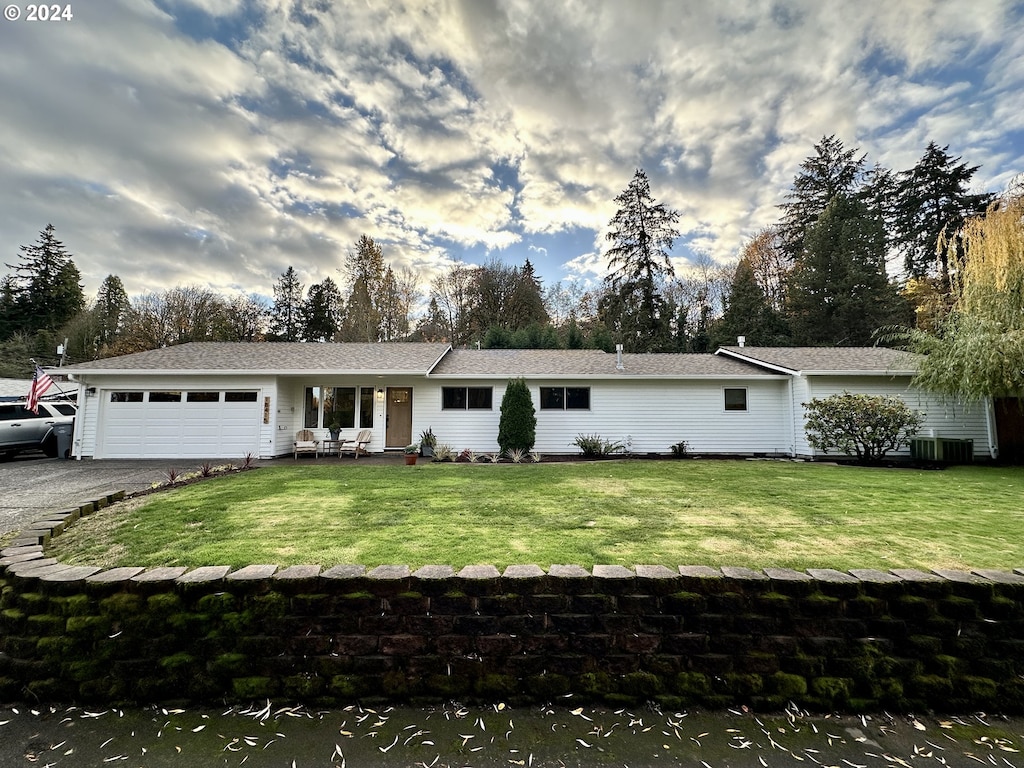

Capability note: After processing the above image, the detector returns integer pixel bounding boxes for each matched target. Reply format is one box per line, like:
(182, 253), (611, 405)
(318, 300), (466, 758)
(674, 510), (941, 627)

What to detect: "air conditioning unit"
(909, 437), (974, 463)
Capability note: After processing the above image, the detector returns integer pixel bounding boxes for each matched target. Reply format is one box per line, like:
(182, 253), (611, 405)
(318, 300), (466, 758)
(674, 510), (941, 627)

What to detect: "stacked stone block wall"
(1, 496), (1023, 711)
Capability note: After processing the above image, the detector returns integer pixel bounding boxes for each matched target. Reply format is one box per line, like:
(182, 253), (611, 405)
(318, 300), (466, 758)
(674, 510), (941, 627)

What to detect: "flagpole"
(28, 359), (78, 409)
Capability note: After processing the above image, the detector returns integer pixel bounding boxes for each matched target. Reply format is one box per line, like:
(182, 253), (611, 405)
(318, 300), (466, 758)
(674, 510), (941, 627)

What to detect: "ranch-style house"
(60, 342), (998, 462)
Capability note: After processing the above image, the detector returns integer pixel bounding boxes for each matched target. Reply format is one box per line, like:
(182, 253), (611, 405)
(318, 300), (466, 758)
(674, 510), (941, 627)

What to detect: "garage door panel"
(99, 392), (260, 459)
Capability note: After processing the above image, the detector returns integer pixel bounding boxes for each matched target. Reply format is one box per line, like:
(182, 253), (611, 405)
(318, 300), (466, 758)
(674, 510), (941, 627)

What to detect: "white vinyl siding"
(797, 375), (993, 458)
(418, 377), (792, 455)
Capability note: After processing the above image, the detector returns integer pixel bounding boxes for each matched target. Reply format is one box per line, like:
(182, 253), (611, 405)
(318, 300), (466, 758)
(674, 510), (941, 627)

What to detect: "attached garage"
(97, 389), (261, 459)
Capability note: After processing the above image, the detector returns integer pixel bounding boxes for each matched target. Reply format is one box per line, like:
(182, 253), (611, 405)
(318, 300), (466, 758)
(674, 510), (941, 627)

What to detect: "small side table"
(322, 439), (343, 457)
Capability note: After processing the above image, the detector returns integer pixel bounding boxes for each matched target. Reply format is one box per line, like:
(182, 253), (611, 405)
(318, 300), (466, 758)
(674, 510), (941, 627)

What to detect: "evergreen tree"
(413, 297), (449, 342)
(565, 316), (584, 349)
(497, 378), (536, 454)
(0, 331), (35, 377)
(5, 224), (85, 337)
(301, 277), (343, 342)
(712, 256), (789, 347)
(509, 259), (549, 329)
(786, 195), (907, 345)
(0, 275), (19, 340)
(600, 169), (680, 352)
(93, 274), (130, 351)
(340, 235), (384, 342)
(588, 323), (616, 353)
(378, 266), (409, 341)
(269, 266), (304, 342)
(482, 325), (514, 349)
(778, 136), (868, 260)
(893, 141), (994, 286)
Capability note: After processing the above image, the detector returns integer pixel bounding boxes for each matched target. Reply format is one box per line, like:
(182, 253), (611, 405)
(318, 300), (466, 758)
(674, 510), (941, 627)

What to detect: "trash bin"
(53, 423), (73, 460)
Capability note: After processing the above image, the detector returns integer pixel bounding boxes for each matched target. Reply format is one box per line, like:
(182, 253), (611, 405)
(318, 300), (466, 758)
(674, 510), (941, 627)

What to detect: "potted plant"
(419, 427), (437, 458)
(404, 443), (419, 465)
(326, 416), (342, 441)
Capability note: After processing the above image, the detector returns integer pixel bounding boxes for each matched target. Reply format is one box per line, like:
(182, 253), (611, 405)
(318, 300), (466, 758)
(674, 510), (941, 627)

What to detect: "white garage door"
(99, 390), (261, 459)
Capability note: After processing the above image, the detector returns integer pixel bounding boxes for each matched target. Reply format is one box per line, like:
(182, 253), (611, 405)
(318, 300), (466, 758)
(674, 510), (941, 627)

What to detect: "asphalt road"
(0, 454), (222, 536)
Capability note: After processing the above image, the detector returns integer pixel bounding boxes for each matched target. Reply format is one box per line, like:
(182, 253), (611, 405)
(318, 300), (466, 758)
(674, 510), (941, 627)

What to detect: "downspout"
(786, 375), (796, 458)
(985, 397), (999, 460)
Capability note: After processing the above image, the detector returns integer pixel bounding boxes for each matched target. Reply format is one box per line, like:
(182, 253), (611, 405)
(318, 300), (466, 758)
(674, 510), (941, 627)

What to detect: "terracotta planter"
(404, 454), (417, 465)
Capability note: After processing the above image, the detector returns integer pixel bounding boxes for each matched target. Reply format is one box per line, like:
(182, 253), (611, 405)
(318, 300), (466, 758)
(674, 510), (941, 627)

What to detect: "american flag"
(26, 365), (54, 414)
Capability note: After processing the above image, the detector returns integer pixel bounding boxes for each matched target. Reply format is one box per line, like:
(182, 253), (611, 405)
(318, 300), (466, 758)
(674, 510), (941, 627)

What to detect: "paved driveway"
(0, 456), (221, 536)
(0, 453), (397, 537)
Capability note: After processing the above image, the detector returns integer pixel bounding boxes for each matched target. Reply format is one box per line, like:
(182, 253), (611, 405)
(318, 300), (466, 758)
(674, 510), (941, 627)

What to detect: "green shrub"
(498, 378), (536, 454)
(803, 392), (924, 462)
(573, 433), (625, 456)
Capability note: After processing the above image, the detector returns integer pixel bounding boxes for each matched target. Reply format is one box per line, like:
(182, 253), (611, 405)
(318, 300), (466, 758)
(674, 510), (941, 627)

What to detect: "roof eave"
(70, 368), (440, 377)
(714, 348), (798, 375)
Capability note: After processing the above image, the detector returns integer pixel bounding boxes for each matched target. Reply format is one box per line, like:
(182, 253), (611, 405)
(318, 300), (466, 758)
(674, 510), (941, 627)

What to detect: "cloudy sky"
(1, 0), (1022, 306)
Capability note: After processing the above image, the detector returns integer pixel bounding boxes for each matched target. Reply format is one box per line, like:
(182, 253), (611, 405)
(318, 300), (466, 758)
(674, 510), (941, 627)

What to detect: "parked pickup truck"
(0, 400), (76, 460)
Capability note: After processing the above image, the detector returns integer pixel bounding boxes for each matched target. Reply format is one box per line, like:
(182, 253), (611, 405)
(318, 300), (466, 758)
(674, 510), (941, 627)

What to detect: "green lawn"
(49, 460), (1024, 571)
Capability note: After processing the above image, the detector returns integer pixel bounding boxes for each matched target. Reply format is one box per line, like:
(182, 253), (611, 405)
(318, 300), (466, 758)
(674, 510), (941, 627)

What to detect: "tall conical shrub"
(498, 378), (536, 454)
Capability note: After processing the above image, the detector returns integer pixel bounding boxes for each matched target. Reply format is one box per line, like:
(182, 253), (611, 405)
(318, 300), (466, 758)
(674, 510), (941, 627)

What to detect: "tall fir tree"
(509, 259), (548, 330)
(269, 266), (305, 342)
(59, 274), (131, 362)
(600, 169), (679, 352)
(340, 235), (384, 342)
(894, 141), (994, 286)
(786, 195), (907, 345)
(5, 224), (85, 337)
(93, 274), (130, 351)
(377, 266), (409, 342)
(778, 136), (868, 260)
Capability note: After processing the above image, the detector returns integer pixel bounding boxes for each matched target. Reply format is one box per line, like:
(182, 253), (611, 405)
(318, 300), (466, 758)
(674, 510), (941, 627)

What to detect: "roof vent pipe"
(737, 336), (745, 348)
(615, 343), (624, 370)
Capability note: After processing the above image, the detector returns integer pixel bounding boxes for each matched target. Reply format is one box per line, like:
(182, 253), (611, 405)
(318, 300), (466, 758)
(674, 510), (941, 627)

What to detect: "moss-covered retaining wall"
(2, 494), (1024, 712)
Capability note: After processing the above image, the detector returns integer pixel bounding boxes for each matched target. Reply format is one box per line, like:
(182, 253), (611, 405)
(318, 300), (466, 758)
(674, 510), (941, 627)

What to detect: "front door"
(385, 387), (413, 448)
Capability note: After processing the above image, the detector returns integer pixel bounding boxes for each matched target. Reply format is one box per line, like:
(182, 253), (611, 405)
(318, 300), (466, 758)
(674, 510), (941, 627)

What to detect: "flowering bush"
(803, 392), (924, 463)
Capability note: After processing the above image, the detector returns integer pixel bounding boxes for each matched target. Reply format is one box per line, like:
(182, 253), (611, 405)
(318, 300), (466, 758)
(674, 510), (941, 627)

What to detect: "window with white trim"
(540, 386), (590, 410)
(724, 387), (748, 411)
(442, 386), (493, 410)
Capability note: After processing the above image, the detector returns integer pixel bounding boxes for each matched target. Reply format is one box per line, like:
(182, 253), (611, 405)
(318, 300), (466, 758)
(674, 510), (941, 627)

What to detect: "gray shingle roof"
(63, 342), (453, 374)
(62, 342), (912, 380)
(717, 346), (919, 374)
(430, 348), (784, 378)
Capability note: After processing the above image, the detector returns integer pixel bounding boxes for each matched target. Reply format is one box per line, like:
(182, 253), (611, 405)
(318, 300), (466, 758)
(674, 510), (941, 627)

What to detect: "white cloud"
(0, 0), (1021, 304)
